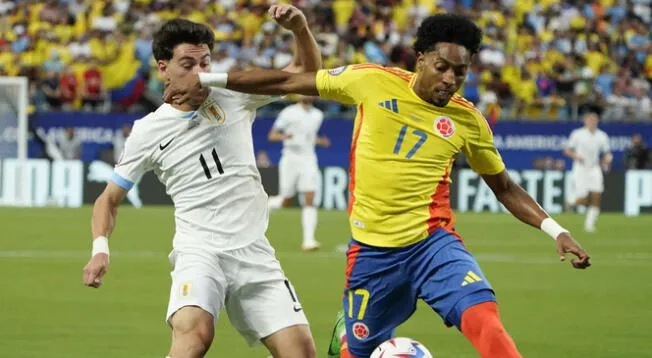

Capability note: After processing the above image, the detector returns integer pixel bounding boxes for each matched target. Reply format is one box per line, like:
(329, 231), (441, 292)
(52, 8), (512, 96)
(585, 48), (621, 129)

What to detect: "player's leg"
(584, 168), (604, 232)
(412, 231), (521, 358)
(568, 170), (590, 210)
(168, 307), (214, 358)
(223, 238), (315, 357)
(262, 324), (316, 358)
(269, 156), (298, 211)
(335, 240), (418, 358)
(165, 250), (227, 358)
(584, 192), (601, 232)
(298, 162), (320, 251)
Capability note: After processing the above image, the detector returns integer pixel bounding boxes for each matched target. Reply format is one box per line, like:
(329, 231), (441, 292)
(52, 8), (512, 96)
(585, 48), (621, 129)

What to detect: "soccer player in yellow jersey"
(164, 14), (591, 358)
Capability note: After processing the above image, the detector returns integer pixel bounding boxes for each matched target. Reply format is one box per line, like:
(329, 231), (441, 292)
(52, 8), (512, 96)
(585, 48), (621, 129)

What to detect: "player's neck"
(300, 103), (312, 110)
(171, 103), (197, 113)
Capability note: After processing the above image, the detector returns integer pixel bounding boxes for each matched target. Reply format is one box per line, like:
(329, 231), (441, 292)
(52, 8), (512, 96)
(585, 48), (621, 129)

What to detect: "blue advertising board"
(29, 112), (652, 170)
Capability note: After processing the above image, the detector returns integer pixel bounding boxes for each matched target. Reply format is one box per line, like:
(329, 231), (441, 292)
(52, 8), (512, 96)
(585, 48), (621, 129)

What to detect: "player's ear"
(416, 52), (425, 72)
(157, 60), (169, 78)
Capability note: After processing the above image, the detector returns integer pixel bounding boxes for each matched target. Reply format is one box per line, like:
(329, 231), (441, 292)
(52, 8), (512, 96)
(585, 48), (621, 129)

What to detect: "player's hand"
(284, 133), (293, 140)
(269, 4), (308, 33)
(83, 253), (109, 288)
(317, 136), (331, 148)
(162, 74), (209, 109)
(575, 155), (584, 164)
(555, 233), (591, 269)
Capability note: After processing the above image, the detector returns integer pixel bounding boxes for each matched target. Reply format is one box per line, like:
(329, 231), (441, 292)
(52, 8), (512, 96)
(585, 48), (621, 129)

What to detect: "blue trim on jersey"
(110, 173), (134, 191)
(181, 111), (196, 119)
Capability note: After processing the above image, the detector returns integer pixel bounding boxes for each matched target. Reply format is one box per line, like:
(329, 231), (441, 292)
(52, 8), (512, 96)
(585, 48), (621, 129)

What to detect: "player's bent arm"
(283, 26), (322, 73)
(91, 181), (128, 247)
(482, 170), (550, 230)
(200, 70), (319, 96)
(563, 147), (580, 161)
(268, 127), (287, 142)
(482, 170), (591, 268)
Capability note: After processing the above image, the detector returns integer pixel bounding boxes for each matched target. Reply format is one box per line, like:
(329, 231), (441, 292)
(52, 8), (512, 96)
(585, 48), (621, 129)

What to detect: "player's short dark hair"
(413, 14), (483, 55)
(152, 19), (215, 61)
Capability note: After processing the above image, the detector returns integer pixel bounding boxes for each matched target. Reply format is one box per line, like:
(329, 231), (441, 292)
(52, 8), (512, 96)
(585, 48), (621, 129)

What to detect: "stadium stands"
(0, 0), (650, 120)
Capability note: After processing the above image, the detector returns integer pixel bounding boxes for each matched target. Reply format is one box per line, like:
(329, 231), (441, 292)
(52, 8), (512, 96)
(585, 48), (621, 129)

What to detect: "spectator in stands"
(633, 88), (652, 121)
(625, 134), (649, 169)
(59, 66), (77, 111)
(42, 49), (64, 74)
(594, 65), (615, 99)
(81, 60), (106, 112)
(41, 70), (61, 111)
(1, 0), (649, 120)
(57, 127), (81, 160)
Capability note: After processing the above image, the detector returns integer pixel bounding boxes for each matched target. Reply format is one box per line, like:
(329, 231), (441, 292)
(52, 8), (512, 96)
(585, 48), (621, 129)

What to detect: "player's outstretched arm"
(482, 170), (591, 269)
(269, 5), (322, 73)
(163, 70), (319, 105)
(83, 182), (128, 288)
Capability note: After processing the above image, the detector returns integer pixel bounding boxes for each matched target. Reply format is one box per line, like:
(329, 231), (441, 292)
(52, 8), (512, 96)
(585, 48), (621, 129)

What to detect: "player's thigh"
(223, 239), (310, 347)
(572, 171), (590, 200)
(262, 324), (316, 358)
(166, 249), (227, 326)
(343, 241), (417, 357)
(411, 235), (495, 329)
(168, 306), (215, 349)
(297, 162), (319, 195)
(587, 168), (604, 194)
(278, 157), (299, 198)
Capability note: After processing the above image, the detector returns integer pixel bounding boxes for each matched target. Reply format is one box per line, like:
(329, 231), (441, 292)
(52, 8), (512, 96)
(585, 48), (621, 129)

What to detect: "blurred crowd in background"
(0, 0), (650, 121)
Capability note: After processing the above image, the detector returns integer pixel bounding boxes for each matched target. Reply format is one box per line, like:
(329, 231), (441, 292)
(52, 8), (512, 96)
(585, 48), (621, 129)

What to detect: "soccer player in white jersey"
(268, 96), (330, 251)
(564, 112), (612, 232)
(82, 6), (321, 358)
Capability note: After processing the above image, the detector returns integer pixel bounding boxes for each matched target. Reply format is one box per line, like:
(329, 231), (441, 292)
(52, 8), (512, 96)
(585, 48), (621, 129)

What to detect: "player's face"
(157, 43), (211, 85)
(584, 114), (598, 131)
(415, 43), (470, 107)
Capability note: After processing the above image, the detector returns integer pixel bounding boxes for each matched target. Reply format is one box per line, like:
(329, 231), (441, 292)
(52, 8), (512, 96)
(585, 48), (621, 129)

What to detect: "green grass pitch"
(0, 207), (650, 357)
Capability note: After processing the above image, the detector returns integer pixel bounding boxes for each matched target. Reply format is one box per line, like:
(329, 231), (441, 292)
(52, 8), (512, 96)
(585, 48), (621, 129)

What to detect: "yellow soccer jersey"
(316, 64), (506, 248)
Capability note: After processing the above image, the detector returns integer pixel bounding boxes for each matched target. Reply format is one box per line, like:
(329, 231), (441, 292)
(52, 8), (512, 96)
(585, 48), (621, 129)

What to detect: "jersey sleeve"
(272, 107), (291, 130)
(566, 130), (578, 149)
(601, 133), (611, 153)
(462, 114), (506, 175)
(315, 65), (376, 104)
(112, 123), (152, 191)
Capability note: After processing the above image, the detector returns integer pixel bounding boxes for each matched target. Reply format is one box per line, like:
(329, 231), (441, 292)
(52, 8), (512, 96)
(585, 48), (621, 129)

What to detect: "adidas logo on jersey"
(461, 271), (483, 286)
(378, 99), (399, 113)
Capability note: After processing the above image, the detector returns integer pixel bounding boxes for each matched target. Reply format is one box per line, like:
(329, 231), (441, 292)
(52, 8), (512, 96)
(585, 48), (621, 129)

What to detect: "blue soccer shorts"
(342, 229), (496, 357)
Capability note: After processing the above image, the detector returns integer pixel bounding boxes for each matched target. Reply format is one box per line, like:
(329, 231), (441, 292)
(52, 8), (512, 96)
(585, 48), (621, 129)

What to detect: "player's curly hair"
(413, 14), (483, 55)
(153, 19), (215, 61)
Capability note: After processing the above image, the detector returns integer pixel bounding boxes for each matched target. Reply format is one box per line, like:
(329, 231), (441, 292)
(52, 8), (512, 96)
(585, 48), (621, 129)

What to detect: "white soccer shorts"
(165, 238), (308, 346)
(571, 166), (604, 200)
(278, 156), (319, 198)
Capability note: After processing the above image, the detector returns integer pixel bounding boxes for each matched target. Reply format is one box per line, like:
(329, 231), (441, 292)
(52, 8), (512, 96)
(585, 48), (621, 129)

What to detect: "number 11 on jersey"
(199, 148), (224, 179)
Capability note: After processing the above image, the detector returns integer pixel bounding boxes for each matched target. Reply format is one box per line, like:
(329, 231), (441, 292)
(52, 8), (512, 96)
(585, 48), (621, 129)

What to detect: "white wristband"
(540, 218), (568, 240)
(92, 236), (110, 257)
(198, 72), (228, 88)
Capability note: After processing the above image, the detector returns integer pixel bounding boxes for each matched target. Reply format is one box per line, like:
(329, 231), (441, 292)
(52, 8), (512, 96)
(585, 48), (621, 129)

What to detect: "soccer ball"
(370, 337), (433, 358)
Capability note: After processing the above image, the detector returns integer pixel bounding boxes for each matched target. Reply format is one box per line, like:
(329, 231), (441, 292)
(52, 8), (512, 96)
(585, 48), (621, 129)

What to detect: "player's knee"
(460, 301), (504, 337)
(447, 290), (497, 329)
(264, 324), (316, 358)
(170, 307), (214, 355)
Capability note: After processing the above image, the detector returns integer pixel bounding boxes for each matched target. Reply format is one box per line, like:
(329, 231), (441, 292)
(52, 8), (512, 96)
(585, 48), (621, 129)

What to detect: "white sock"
(585, 206), (600, 228)
(301, 206), (317, 246)
(268, 196), (283, 211)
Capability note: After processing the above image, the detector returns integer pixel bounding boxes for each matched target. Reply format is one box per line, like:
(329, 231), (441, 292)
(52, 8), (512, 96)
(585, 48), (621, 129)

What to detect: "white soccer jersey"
(272, 104), (324, 159)
(112, 88), (277, 250)
(566, 127), (611, 170)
